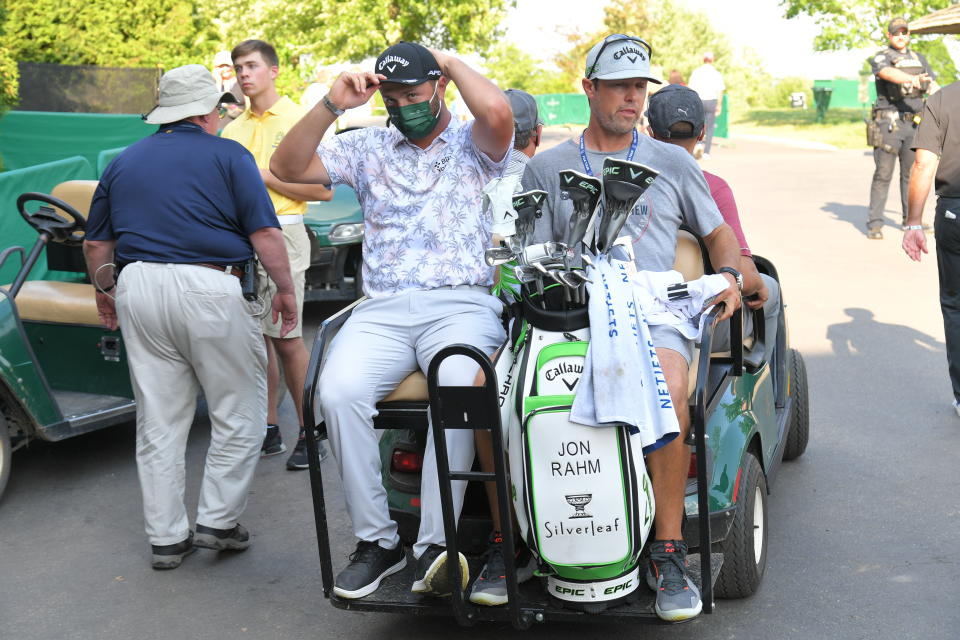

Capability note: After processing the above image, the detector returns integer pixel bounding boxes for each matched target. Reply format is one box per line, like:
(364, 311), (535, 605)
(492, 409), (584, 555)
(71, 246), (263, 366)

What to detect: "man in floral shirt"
(272, 41), (513, 600)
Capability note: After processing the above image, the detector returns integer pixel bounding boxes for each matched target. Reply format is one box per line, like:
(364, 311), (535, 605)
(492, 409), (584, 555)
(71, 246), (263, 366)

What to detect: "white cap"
(584, 35), (661, 84)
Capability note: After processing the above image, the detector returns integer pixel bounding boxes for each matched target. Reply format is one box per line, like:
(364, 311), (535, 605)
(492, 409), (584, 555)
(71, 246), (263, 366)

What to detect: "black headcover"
(597, 158), (658, 253)
(558, 169), (603, 250)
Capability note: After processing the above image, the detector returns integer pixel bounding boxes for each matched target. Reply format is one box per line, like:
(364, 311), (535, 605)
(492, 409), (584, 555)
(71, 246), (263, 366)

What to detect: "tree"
(782, 0), (958, 83)
(5, 0), (220, 68)
(782, 0), (953, 50)
(484, 43), (577, 94)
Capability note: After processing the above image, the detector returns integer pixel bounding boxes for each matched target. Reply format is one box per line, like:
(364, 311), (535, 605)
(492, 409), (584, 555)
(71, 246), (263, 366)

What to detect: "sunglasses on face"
(587, 34), (654, 78)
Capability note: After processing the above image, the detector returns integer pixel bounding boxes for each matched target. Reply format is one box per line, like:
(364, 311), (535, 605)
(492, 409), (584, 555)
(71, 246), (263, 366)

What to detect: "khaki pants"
(257, 222), (309, 338)
(116, 262), (267, 545)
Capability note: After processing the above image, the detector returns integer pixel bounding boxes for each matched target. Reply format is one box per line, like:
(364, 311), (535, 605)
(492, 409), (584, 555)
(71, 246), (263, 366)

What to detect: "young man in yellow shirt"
(222, 39), (333, 469)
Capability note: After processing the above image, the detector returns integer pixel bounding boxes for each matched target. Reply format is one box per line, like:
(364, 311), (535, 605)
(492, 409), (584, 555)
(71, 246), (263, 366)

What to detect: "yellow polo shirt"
(221, 95), (307, 218)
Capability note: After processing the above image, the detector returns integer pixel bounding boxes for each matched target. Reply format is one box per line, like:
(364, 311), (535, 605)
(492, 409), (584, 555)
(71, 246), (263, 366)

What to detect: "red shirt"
(703, 171), (751, 256)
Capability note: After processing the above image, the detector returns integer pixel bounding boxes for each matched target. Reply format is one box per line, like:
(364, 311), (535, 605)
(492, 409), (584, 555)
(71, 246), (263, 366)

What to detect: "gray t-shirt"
(523, 133), (724, 272)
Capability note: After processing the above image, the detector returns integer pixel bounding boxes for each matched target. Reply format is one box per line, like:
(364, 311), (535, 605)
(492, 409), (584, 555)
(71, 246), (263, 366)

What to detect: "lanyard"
(579, 128), (638, 176)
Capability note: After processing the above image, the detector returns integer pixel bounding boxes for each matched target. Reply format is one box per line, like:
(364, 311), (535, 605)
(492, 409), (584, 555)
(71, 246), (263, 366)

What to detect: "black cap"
(887, 17), (909, 34)
(645, 84), (705, 140)
(375, 41), (442, 85)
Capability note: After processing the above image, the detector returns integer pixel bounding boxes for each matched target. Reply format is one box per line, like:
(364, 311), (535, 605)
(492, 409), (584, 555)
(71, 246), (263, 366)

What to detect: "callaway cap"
(375, 41), (442, 85)
(584, 34), (661, 84)
(645, 84), (704, 139)
(887, 17), (909, 34)
(143, 64), (237, 125)
(505, 89), (542, 131)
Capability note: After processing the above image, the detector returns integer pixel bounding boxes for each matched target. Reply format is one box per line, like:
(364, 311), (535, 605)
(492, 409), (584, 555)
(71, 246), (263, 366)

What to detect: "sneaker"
(646, 540), (702, 622)
(151, 532), (195, 570)
(470, 533), (508, 606)
(193, 523), (250, 552)
(867, 229), (883, 240)
(261, 424), (286, 457)
(333, 540), (407, 599)
(286, 428), (329, 470)
(953, 399), (960, 418)
(411, 544), (469, 597)
(468, 533), (536, 606)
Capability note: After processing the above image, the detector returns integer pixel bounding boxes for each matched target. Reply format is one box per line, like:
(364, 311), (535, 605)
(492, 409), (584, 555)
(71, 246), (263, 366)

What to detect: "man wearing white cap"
(83, 64), (297, 570)
(524, 34), (743, 622)
(212, 50), (244, 129)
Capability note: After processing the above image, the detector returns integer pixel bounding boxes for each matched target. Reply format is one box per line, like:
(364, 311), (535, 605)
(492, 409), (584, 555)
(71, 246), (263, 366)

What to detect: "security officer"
(867, 16), (938, 239)
(902, 79), (960, 420)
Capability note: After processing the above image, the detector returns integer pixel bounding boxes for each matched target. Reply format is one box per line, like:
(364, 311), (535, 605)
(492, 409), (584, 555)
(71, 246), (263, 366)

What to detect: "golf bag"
(495, 295), (654, 611)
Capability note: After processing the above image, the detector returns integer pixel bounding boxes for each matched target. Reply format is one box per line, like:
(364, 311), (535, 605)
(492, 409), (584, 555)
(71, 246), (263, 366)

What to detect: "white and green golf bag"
(495, 301), (655, 611)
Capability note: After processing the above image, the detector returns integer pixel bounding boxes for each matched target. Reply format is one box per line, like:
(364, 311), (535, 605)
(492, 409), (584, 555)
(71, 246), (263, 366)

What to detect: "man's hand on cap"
(329, 71), (386, 110)
(425, 47), (451, 75)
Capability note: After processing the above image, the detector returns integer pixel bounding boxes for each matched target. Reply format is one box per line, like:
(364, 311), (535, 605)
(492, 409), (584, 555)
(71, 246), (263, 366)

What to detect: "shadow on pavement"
(821, 202), (904, 237)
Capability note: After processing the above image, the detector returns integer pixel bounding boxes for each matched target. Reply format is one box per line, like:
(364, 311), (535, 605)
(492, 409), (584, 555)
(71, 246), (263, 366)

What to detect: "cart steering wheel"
(17, 192), (87, 246)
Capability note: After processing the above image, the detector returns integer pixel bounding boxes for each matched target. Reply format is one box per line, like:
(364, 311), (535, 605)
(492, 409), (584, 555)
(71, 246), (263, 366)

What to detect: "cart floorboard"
(328, 551), (722, 625)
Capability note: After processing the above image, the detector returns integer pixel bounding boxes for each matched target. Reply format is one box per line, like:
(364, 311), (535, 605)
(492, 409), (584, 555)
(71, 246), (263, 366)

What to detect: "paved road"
(2, 138), (958, 639)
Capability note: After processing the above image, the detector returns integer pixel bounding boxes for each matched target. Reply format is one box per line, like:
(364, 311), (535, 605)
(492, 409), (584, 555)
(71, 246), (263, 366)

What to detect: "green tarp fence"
(533, 92), (729, 138)
(813, 78), (876, 109)
(0, 111), (152, 171)
(0, 156), (95, 285)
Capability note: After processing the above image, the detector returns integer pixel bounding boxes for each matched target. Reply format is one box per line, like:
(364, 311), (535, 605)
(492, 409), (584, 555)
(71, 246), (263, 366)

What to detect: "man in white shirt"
(687, 51), (725, 158)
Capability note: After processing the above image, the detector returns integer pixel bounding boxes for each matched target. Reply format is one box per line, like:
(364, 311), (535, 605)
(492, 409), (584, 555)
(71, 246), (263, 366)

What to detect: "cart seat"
(50, 180), (98, 221)
(382, 371), (428, 403)
(2, 281), (102, 326)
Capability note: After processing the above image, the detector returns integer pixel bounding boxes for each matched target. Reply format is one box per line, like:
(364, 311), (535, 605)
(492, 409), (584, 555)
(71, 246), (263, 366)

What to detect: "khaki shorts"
(258, 222), (310, 338)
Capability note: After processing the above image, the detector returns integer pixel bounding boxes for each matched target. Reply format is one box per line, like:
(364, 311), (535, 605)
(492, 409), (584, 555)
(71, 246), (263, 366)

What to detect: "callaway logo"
(613, 46), (647, 63)
(378, 55), (410, 73)
(563, 174), (574, 184)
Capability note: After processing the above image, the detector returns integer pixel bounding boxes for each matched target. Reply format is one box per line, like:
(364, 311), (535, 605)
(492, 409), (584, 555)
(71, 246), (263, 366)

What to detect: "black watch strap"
(718, 266), (742, 291)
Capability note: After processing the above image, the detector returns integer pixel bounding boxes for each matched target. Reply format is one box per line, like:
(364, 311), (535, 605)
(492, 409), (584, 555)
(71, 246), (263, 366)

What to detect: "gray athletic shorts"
(649, 323), (693, 365)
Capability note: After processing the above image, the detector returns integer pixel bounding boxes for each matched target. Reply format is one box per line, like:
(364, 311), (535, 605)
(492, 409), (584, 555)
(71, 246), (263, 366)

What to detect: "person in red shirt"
(646, 84), (779, 359)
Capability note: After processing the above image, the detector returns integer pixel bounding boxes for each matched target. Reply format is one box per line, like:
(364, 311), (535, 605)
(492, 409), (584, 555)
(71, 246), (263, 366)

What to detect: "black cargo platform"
(327, 551), (722, 625)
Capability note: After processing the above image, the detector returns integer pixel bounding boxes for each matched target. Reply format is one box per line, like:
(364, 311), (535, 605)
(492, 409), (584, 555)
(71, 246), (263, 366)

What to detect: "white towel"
(570, 257), (680, 452)
(630, 270), (730, 341)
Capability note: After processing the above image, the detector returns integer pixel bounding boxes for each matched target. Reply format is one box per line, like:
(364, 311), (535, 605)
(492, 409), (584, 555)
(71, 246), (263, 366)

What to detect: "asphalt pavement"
(2, 135), (958, 639)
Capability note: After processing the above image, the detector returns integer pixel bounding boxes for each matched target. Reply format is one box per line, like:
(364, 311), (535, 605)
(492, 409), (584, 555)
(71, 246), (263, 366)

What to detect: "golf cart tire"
(0, 414), (11, 501)
(714, 453), (768, 599)
(783, 348), (809, 461)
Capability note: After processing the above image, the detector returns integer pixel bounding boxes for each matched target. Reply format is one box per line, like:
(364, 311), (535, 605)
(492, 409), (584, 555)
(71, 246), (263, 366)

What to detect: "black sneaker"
(193, 523), (250, 552)
(333, 540), (407, 599)
(151, 532), (195, 570)
(286, 428), (329, 470)
(261, 424), (286, 457)
(411, 544), (469, 597)
(469, 533), (507, 606)
(645, 540), (702, 622)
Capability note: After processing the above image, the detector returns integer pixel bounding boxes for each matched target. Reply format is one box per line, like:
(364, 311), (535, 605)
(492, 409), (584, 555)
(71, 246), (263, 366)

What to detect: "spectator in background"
(212, 50), (244, 129)
(688, 51), (725, 159)
(668, 69), (685, 85)
(222, 39), (333, 470)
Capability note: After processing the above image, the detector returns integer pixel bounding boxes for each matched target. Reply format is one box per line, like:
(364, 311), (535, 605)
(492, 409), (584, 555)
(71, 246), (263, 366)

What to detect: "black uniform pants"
(868, 117), (917, 230)
(935, 198), (960, 402)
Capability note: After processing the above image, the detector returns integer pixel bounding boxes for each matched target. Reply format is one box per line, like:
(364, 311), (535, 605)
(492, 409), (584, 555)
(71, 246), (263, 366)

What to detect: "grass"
(730, 107), (869, 150)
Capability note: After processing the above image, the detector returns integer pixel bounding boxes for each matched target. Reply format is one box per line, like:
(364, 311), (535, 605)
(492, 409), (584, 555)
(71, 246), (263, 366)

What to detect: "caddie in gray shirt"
(523, 34), (743, 623)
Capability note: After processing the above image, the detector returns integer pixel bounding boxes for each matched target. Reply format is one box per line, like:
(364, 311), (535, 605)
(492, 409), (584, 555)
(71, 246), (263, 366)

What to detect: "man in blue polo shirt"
(83, 64), (298, 570)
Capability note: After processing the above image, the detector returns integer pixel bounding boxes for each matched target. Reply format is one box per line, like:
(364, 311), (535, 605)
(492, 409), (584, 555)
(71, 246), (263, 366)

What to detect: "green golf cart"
(0, 181), (134, 500)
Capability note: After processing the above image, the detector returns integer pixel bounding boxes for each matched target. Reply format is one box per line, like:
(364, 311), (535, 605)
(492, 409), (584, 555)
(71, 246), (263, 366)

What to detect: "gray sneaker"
(469, 535), (508, 606)
(151, 532), (195, 570)
(646, 540), (702, 622)
(194, 523), (250, 552)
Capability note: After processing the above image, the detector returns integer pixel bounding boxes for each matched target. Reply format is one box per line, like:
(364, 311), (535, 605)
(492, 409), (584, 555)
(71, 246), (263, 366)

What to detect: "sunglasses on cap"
(586, 34), (654, 79)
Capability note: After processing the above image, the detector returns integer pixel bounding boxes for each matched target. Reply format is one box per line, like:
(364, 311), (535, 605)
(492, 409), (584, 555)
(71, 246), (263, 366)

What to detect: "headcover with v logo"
(597, 158), (659, 254)
(512, 190), (547, 249)
(559, 170), (603, 251)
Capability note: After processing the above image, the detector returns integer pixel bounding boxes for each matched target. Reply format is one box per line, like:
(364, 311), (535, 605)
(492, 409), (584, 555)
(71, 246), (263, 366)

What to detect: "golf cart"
(0, 181), (135, 500)
(300, 161), (809, 628)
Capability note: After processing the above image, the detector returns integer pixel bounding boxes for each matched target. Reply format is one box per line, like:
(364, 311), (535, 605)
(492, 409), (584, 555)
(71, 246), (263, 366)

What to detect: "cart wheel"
(0, 415), (11, 501)
(783, 348), (809, 461)
(715, 453), (767, 599)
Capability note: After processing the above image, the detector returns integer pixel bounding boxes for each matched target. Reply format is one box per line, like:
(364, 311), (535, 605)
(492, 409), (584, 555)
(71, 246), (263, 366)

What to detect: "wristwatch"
(322, 94), (345, 117)
(718, 266), (743, 292)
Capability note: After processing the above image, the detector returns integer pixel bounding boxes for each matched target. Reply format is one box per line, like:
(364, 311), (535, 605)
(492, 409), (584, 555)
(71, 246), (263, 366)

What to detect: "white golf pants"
(317, 288), (505, 559)
(116, 262), (267, 546)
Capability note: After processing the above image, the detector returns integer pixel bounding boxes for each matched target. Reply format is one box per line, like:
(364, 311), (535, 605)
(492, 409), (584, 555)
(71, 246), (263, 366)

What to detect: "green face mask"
(386, 83), (441, 140)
